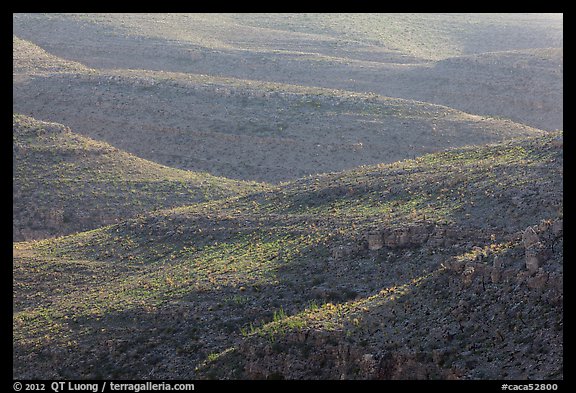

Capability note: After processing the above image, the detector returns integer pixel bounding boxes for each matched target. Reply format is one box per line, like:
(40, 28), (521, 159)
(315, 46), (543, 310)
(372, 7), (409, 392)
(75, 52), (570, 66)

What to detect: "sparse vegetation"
(13, 114), (266, 240)
(13, 131), (562, 379)
(13, 13), (562, 381)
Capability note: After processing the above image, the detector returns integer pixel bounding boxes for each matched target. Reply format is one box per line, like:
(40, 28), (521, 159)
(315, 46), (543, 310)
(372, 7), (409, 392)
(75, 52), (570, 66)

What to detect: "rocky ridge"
(214, 217), (562, 380)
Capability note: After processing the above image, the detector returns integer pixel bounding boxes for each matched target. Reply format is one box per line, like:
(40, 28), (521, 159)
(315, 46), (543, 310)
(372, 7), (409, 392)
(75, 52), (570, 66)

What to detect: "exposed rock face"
(241, 331), (462, 380)
(364, 222), (458, 252)
(491, 256), (502, 283)
(331, 243), (363, 260)
(525, 244), (546, 273)
(521, 219), (562, 273)
(551, 219), (563, 237)
(440, 218), (563, 294)
(522, 226), (540, 249)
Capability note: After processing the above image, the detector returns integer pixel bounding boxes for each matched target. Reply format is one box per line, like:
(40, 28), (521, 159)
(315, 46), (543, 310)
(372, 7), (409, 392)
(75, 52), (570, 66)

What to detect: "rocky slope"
(13, 132), (562, 379)
(12, 13), (563, 381)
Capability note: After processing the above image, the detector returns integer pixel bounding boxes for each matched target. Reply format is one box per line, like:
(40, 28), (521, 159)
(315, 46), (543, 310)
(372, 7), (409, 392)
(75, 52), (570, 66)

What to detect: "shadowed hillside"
(13, 114), (266, 241)
(13, 132), (562, 379)
(12, 13), (563, 382)
(13, 36), (546, 183)
(13, 13), (562, 130)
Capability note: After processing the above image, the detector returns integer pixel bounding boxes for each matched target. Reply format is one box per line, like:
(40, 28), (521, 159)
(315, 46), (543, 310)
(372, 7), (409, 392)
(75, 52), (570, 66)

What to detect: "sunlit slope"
(199, 131), (564, 379)
(383, 48), (563, 131)
(13, 114), (266, 241)
(14, 132), (562, 379)
(13, 35), (93, 80)
(13, 13), (562, 131)
(13, 63), (546, 183)
(13, 13), (562, 64)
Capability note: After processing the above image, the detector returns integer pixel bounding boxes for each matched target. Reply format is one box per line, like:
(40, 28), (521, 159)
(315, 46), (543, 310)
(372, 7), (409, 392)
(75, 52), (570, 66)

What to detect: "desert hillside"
(12, 13), (562, 382)
(14, 36), (547, 183)
(13, 113), (265, 241)
(13, 13), (562, 130)
(14, 132), (563, 379)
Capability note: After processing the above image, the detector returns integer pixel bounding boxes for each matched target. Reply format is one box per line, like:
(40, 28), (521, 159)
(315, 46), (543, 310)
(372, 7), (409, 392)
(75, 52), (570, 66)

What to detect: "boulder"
(398, 230), (411, 247)
(311, 286), (338, 300)
(525, 243), (547, 273)
(522, 226), (540, 249)
(462, 265), (476, 286)
(367, 232), (384, 251)
(551, 219), (563, 238)
(384, 230), (400, 248)
(491, 267), (501, 284)
(527, 270), (549, 290)
(331, 246), (346, 260)
(492, 255), (503, 269)
(490, 256), (503, 283)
